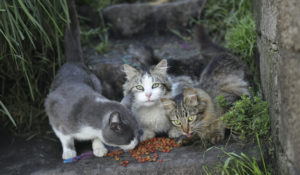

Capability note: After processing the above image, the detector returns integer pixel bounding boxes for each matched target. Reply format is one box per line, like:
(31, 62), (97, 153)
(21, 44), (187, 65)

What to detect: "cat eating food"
(161, 26), (251, 145)
(45, 2), (139, 159)
(45, 62), (140, 160)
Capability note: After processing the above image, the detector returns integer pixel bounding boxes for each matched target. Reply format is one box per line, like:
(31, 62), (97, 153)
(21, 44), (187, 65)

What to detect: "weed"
(79, 3), (111, 54)
(219, 93), (270, 141)
(225, 14), (256, 61)
(95, 42), (111, 54)
(169, 28), (191, 41)
(203, 135), (272, 175)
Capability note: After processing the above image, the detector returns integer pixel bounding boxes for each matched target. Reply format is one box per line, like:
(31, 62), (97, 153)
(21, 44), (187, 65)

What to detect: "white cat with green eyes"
(122, 59), (173, 141)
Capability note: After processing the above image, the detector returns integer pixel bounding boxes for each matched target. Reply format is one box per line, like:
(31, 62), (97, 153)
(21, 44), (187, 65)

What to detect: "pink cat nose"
(145, 93), (152, 98)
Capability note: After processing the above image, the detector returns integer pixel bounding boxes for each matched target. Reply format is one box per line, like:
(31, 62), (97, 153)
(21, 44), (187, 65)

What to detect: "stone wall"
(254, 0), (300, 174)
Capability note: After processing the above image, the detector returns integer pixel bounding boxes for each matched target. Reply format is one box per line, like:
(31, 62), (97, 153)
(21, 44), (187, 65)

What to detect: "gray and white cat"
(122, 59), (173, 141)
(45, 2), (139, 160)
(45, 63), (139, 160)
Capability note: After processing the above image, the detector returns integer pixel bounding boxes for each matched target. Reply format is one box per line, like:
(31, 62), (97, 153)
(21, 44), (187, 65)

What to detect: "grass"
(190, 0), (260, 90)
(0, 0), (69, 136)
(196, 0), (252, 42)
(203, 134), (271, 175)
(0, 0), (113, 137)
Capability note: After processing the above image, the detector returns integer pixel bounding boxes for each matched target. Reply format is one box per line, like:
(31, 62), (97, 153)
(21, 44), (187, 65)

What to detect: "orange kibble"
(107, 137), (177, 165)
(159, 159), (163, 163)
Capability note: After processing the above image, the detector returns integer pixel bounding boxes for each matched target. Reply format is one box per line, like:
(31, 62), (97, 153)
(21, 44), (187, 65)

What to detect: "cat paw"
(93, 147), (108, 157)
(62, 150), (77, 160)
(141, 130), (155, 141)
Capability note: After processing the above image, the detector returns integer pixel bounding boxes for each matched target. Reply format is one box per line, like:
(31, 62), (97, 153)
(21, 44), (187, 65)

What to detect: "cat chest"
(135, 107), (170, 131)
(72, 127), (102, 141)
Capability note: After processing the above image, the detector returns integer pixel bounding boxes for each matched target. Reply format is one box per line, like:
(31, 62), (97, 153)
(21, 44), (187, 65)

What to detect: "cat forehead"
(142, 73), (154, 83)
(175, 102), (200, 114)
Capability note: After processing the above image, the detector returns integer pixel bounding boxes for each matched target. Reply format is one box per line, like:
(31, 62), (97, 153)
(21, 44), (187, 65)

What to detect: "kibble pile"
(106, 137), (179, 167)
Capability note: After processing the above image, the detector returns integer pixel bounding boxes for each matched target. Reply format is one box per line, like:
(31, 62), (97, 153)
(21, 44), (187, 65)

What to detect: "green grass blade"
(0, 100), (17, 127)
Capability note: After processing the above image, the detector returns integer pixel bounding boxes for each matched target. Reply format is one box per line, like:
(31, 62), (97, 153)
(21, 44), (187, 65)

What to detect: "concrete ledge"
(0, 138), (260, 175)
(102, 0), (203, 36)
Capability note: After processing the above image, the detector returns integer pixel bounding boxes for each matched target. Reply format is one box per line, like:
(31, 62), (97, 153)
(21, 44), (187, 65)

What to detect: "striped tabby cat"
(161, 26), (251, 144)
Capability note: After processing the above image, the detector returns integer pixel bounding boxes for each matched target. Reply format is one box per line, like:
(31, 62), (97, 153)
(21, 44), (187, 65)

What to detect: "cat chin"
(103, 137), (138, 151)
(141, 101), (157, 107)
(119, 138), (138, 150)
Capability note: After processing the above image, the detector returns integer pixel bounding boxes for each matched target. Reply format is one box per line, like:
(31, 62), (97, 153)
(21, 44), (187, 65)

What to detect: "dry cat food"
(106, 137), (179, 166)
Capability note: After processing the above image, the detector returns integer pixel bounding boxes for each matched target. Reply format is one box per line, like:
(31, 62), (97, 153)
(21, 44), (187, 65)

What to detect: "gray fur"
(198, 53), (251, 111)
(123, 61), (171, 96)
(45, 63), (139, 158)
(122, 59), (172, 141)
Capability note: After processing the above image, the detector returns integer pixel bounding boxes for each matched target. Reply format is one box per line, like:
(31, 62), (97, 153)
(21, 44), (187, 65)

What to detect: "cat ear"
(152, 59), (168, 75)
(109, 112), (122, 131)
(160, 98), (175, 113)
(184, 88), (198, 106)
(123, 64), (139, 80)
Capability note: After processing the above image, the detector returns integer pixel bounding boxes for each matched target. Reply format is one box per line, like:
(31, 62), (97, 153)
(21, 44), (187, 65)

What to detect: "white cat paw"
(93, 147), (107, 157)
(141, 130), (155, 141)
(62, 150), (77, 160)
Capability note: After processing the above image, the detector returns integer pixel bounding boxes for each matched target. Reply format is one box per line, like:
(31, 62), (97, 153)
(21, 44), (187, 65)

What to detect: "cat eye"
(152, 83), (160, 89)
(188, 115), (196, 122)
(172, 120), (181, 125)
(135, 85), (144, 91)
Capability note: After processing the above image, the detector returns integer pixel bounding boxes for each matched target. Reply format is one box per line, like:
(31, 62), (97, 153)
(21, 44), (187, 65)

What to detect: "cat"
(122, 59), (173, 141)
(161, 25), (251, 144)
(45, 62), (140, 160)
(45, 3), (139, 160)
(161, 88), (223, 144)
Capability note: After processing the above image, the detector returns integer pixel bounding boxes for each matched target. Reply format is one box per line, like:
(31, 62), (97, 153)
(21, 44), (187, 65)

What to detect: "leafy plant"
(219, 93), (270, 141)
(225, 13), (260, 90)
(0, 0), (69, 135)
(225, 14), (256, 61)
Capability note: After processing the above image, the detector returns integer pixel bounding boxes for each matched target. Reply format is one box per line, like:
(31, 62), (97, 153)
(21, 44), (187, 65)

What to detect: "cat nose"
(145, 93), (152, 98)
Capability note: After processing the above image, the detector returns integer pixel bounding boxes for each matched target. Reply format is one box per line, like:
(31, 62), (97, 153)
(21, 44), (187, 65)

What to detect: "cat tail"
(64, 0), (83, 63)
(195, 25), (227, 54)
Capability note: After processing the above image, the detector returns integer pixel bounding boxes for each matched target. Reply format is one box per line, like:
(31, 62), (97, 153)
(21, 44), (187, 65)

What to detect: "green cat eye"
(188, 115), (196, 121)
(152, 83), (160, 89)
(136, 85), (144, 91)
(173, 120), (181, 125)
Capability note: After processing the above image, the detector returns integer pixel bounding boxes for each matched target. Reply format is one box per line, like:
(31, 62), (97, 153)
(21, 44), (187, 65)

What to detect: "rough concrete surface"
(254, 0), (300, 174)
(0, 135), (259, 175)
(102, 0), (203, 36)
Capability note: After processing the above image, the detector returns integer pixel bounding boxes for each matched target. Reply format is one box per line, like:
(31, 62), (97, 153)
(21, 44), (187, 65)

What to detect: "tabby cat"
(161, 26), (251, 144)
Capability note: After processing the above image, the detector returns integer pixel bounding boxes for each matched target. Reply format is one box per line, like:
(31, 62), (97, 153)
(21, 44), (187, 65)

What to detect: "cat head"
(98, 102), (140, 150)
(161, 88), (213, 137)
(123, 59), (171, 107)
